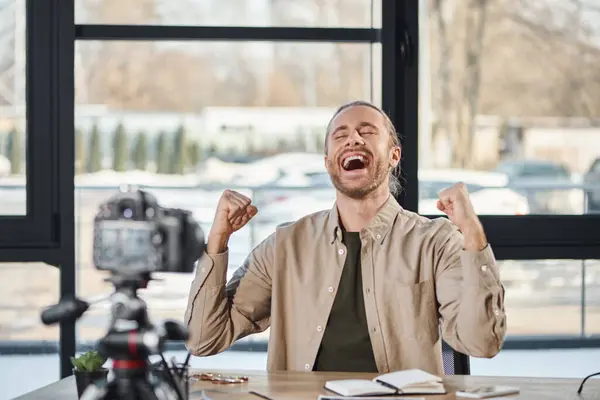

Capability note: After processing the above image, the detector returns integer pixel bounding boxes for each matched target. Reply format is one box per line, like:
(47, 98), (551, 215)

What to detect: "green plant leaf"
(70, 350), (106, 372)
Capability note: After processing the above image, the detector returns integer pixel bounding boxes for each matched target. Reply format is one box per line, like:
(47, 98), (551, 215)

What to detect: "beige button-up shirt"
(185, 195), (506, 375)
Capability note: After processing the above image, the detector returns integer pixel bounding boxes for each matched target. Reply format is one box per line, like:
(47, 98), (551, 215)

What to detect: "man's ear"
(390, 146), (401, 167)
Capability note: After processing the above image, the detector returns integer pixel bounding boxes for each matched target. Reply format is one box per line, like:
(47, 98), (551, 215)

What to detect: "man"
(184, 101), (506, 375)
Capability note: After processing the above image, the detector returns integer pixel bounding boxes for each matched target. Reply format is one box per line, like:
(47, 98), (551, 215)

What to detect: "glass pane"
(0, 0), (26, 215)
(585, 260), (600, 335)
(499, 259), (595, 336)
(76, 0), (382, 28)
(471, 259), (598, 378)
(0, 262), (59, 398)
(471, 348), (600, 378)
(420, 0), (600, 215)
(74, 40), (379, 364)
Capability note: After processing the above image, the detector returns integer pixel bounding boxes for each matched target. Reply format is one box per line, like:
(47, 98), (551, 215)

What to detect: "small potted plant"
(71, 350), (108, 398)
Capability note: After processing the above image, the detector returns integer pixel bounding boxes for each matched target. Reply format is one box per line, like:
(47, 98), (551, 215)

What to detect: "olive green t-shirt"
(313, 231), (378, 372)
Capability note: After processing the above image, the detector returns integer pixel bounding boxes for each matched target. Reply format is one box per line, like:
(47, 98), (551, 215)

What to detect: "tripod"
(41, 273), (190, 400)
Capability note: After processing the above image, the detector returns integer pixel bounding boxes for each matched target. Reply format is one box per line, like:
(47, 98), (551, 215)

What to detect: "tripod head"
(41, 272), (191, 400)
(97, 273), (189, 367)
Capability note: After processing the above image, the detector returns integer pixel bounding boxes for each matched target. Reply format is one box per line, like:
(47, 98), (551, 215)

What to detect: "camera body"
(92, 188), (205, 275)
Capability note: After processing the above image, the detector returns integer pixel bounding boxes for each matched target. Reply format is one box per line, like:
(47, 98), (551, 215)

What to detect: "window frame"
(0, 0), (64, 252)
(75, 24), (380, 42)
(58, 0), (385, 379)
(386, 0), (600, 261)
(35, 0), (600, 381)
(0, 0), (77, 383)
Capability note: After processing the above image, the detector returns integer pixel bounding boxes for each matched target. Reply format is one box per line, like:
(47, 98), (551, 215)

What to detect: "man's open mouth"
(341, 153), (370, 171)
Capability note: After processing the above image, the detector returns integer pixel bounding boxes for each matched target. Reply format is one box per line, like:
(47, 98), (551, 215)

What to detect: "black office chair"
(441, 340), (470, 375)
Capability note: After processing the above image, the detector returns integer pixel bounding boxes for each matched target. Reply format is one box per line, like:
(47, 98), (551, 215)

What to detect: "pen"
(183, 351), (191, 368)
(249, 390), (275, 400)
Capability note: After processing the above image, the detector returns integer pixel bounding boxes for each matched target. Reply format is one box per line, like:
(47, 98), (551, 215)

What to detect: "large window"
(413, 0), (600, 259)
(0, 0), (72, 392)
(68, 0), (384, 375)
(4, 0), (600, 389)
(73, 39), (380, 346)
(66, 0), (600, 379)
(421, 0), (600, 216)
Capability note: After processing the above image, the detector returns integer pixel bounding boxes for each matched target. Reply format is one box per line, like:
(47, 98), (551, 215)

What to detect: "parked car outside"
(583, 157), (600, 213)
(418, 169), (530, 216)
(493, 159), (579, 214)
(255, 168), (530, 223)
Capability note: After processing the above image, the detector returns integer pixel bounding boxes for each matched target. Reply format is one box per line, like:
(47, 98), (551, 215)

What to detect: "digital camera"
(92, 188), (205, 275)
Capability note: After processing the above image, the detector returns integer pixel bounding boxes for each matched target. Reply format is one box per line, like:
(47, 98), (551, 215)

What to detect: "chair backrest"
(441, 340), (470, 375)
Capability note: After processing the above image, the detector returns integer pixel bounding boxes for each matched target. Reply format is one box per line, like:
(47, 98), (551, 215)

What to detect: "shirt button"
(366, 288), (371, 294)
(372, 327), (377, 333)
(328, 287), (334, 293)
(338, 249), (345, 255)
(494, 309), (501, 316)
(481, 265), (488, 272)
(305, 364), (310, 370)
(376, 234), (381, 240)
(317, 325), (323, 332)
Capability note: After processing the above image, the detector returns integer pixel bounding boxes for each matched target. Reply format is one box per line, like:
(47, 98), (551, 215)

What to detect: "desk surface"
(15, 369), (600, 400)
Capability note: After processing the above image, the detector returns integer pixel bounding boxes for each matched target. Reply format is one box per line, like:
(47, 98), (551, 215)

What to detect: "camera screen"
(95, 220), (157, 269)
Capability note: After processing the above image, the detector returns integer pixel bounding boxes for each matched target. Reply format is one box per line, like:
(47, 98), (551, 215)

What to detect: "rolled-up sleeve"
(184, 234), (274, 356)
(434, 223), (506, 358)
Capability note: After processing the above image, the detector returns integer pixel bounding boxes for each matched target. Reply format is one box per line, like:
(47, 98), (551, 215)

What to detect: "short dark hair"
(324, 100), (402, 195)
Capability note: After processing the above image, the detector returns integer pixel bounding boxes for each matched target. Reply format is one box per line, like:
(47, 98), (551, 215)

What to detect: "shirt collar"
(327, 194), (402, 244)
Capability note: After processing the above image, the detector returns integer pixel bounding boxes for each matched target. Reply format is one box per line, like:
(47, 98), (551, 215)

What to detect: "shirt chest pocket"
(389, 280), (439, 342)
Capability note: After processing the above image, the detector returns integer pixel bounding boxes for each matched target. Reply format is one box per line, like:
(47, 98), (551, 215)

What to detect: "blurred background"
(1, 0), (600, 398)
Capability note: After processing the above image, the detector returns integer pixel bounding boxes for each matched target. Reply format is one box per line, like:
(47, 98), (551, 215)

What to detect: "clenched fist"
(207, 190), (258, 254)
(437, 182), (487, 251)
(436, 182), (477, 228)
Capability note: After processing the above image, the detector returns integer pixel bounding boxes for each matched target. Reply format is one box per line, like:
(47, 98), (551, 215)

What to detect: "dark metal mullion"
(381, 0), (398, 203)
(0, 0), (61, 246)
(381, 0), (419, 211)
(0, 247), (61, 263)
(31, 38), (57, 242)
(414, 214), (600, 257)
(75, 24), (381, 42)
(490, 245), (600, 261)
(26, 0), (54, 232)
(478, 215), (600, 249)
(51, 0), (77, 379)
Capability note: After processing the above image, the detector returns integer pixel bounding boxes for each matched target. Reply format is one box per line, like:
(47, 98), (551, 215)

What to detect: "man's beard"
(328, 157), (389, 199)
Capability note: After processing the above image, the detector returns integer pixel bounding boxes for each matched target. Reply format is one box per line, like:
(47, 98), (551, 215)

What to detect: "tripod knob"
(41, 298), (89, 325)
(162, 320), (189, 342)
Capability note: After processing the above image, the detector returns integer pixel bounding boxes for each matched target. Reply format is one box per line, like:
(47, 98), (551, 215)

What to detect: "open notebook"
(324, 369), (446, 397)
